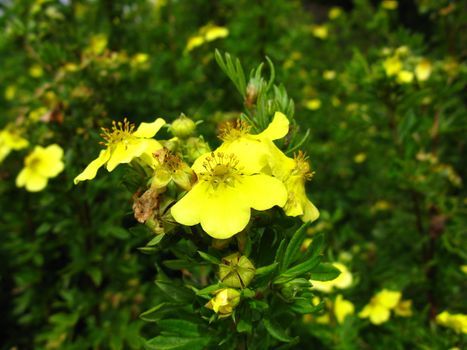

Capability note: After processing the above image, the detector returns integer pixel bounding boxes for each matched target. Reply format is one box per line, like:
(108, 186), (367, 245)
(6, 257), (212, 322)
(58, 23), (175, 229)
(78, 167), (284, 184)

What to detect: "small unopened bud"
(170, 113), (196, 138)
(245, 79), (260, 108)
(205, 288), (240, 318)
(219, 253), (255, 288)
(185, 136), (211, 163)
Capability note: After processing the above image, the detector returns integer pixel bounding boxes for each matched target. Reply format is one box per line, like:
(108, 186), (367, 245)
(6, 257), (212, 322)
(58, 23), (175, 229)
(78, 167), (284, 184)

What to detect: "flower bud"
(185, 136), (211, 163)
(170, 113), (196, 138)
(205, 288), (240, 318)
(219, 253), (255, 288)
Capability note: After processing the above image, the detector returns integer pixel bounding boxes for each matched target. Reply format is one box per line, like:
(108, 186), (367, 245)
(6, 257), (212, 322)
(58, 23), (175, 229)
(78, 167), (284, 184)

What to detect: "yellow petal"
(74, 149), (110, 184)
(217, 139), (269, 174)
(133, 118), (166, 138)
(106, 140), (148, 171)
(258, 112), (290, 140)
(376, 290), (401, 309)
(334, 295), (355, 324)
(16, 168), (48, 192)
(302, 200), (320, 222)
(36, 144), (64, 177)
(240, 174), (287, 210)
(369, 304), (390, 325)
(171, 181), (207, 226)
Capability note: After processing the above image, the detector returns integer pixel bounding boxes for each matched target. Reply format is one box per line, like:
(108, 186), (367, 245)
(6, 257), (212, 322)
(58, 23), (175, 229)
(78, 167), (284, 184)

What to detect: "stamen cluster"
(100, 118), (135, 146)
(199, 152), (243, 188)
(218, 119), (251, 141)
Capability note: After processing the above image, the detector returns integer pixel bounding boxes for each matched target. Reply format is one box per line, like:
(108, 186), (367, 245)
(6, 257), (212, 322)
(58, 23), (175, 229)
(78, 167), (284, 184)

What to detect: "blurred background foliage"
(0, 0), (466, 349)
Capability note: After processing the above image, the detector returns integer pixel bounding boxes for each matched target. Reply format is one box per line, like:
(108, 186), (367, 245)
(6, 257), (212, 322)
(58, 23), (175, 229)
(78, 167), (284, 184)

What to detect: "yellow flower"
(394, 299), (413, 317)
(281, 151), (319, 222)
(4, 85), (16, 100)
(397, 70), (414, 84)
(382, 0), (398, 10)
(170, 149), (287, 239)
(461, 265), (467, 274)
(0, 128), (29, 163)
(383, 56), (402, 77)
(323, 70), (336, 80)
(205, 288), (240, 318)
(436, 311), (467, 334)
(85, 33), (108, 55)
(16, 144), (64, 192)
(186, 36), (204, 52)
(204, 26), (229, 42)
(329, 7), (342, 20)
(29, 64), (44, 78)
(359, 289), (401, 325)
(74, 118), (165, 184)
(305, 99), (321, 110)
(310, 263), (353, 293)
(415, 59), (432, 81)
(311, 25), (328, 39)
(334, 294), (355, 324)
(354, 153), (367, 163)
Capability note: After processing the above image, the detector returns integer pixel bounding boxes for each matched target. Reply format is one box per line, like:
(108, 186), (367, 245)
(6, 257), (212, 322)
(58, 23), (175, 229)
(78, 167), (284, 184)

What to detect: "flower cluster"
(75, 112), (319, 239)
(359, 289), (412, 325)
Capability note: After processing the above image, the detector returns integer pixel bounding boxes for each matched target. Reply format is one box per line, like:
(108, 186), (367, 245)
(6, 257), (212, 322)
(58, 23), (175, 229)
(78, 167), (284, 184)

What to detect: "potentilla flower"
(170, 150), (287, 239)
(74, 118), (165, 184)
(16, 144), (64, 192)
(205, 288), (240, 318)
(310, 262), (352, 293)
(436, 311), (467, 334)
(334, 294), (355, 324)
(0, 128), (29, 163)
(151, 148), (195, 191)
(358, 289), (401, 325)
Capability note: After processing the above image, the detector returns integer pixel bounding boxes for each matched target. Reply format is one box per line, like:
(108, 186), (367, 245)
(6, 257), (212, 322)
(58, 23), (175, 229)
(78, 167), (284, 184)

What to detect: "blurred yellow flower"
(354, 153), (367, 163)
(436, 311), (467, 334)
(461, 265), (467, 274)
(131, 53), (150, 68)
(29, 64), (44, 78)
(0, 128), (29, 163)
(311, 25), (328, 39)
(4, 85), (16, 100)
(382, 1), (398, 10)
(415, 59), (432, 81)
(323, 70), (336, 80)
(74, 118), (165, 184)
(85, 33), (108, 55)
(383, 56), (402, 76)
(329, 7), (342, 20)
(29, 107), (48, 122)
(310, 262), (353, 293)
(305, 99), (321, 110)
(16, 144), (64, 192)
(186, 24), (229, 52)
(397, 70), (414, 84)
(334, 294), (355, 324)
(359, 289), (401, 325)
(394, 299), (413, 317)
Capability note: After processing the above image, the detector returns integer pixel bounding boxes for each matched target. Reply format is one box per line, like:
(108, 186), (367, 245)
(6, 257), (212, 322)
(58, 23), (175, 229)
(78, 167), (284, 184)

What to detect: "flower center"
(292, 151), (313, 180)
(100, 118), (135, 146)
(218, 119), (251, 142)
(199, 152), (243, 189)
(27, 155), (42, 171)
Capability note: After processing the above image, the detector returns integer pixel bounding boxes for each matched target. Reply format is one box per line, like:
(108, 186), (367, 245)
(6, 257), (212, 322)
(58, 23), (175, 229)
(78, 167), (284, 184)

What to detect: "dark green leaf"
(309, 263), (341, 282)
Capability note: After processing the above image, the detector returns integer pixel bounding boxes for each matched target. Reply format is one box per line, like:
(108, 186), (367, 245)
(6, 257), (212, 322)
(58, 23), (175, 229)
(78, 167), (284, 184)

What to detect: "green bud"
(170, 113), (196, 138)
(184, 136), (211, 163)
(219, 253), (255, 288)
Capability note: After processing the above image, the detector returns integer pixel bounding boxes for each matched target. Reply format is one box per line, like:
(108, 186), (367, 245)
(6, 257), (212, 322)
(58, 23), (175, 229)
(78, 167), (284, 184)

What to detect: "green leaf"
(289, 299), (323, 314)
(304, 233), (324, 260)
(140, 303), (188, 322)
(309, 263), (341, 281)
(263, 319), (294, 343)
(147, 233), (165, 246)
(255, 262), (278, 276)
(273, 256), (321, 284)
(158, 319), (203, 337)
(145, 336), (210, 350)
(194, 283), (224, 298)
(237, 319), (252, 334)
(281, 222), (310, 271)
(198, 251), (221, 264)
(155, 280), (194, 302)
(163, 259), (203, 270)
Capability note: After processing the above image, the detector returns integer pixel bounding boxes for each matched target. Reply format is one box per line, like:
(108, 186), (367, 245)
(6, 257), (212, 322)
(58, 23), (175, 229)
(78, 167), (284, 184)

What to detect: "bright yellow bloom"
(29, 64), (43, 78)
(185, 25), (229, 52)
(334, 294), (355, 324)
(383, 56), (402, 77)
(310, 262), (353, 293)
(85, 33), (108, 55)
(397, 70), (414, 84)
(0, 128), (29, 163)
(461, 265), (467, 274)
(186, 36), (204, 52)
(359, 289), (401, 325)
(171, 149), (287, 239)
(323, 70), (336, 80)
(354, 153), (367, 163)
(4, 85), (16, 100)
(382, 1), (398, 10)
(415, 59), (432, 81)
(74, 118), (165, 184)
(16, 144), (64, 192)
(436, 311), (467, 334)
(204, 26), (229, 42)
